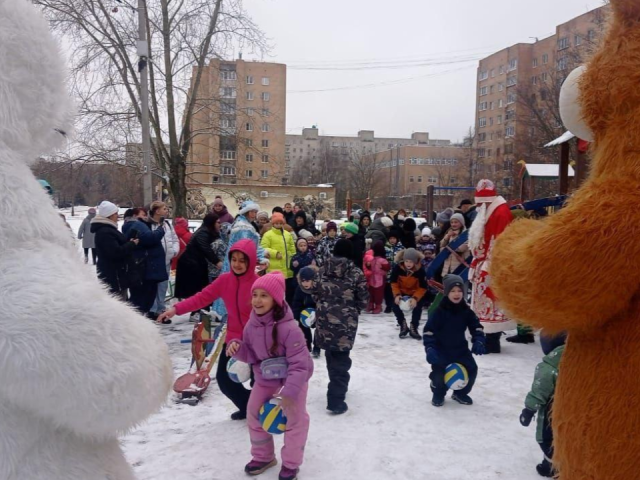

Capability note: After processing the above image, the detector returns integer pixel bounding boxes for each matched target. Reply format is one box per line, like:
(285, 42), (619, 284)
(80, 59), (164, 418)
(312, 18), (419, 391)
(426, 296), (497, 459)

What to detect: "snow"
(544, 131), (575, 147)
(525, 164), (575, 178)
(63, 210), (547, 480)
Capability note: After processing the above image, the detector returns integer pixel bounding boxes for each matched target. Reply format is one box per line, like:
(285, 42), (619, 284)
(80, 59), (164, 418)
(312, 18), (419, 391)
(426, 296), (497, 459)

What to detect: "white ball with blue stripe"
(300, 308), (316, 328)
(445, 363), (469, 391)
(227, 358), (251, 384)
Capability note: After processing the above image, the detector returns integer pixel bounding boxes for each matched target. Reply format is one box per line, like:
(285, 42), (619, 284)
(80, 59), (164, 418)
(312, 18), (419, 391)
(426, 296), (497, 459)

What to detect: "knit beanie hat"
(443, 274), (466, 297)
(333, 239), (354, 260)
(258, 211), (270, 221)
(98, 200), (118, 218)
(388, 228), (402, 241)
(403, 248), (420, 264)
(296, 237), (308, 248)
(271, 212), (284, 224)
(326, 221), (338, 232)
(299, 266), (316, 282)
(213, 196), (225, 207)
(238, 200), (260, 216)
(252, 272), (286, 307)
(380, 216), (393, 228)
(450, 213), (466, 229)
(88, 207), (97, 215)
(298, 229), (313, 240)
(436, 208), (454, 224)
(344, 222), (359, 235)
(421, 227), (432, 237)
(403, 218), (416, 232)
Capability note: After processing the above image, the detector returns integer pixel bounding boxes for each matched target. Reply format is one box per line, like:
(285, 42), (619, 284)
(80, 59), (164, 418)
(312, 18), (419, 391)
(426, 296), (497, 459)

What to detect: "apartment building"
(474, 6), (607, 197)
(286, 127), (451, 185)
(186, 58), (287, 186)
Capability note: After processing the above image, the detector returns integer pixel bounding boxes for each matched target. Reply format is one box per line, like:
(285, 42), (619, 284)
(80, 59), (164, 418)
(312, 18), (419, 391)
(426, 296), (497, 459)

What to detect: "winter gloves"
(519, 408), (536, 426)
(472, 339), (486, 355)
(426, 348), (443, 365)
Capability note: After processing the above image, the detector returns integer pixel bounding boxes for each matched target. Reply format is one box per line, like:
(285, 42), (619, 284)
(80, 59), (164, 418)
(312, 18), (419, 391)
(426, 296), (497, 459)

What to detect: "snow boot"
(384, 305), (392, 314)
(372, 304), (382, 314)
(432, 392), (445, 407)
(312, 347), (321, 359)
(409, 324), (421, 340)
(536, 459), (553, 477)
(506, 333), (535, 344)
(365, 300), (374, 313)
(278, 466), (299, 480)
(231, 410), (247, 420)
(327, 402), (348, 415)
(452, 392), (473, 405)
(399, 320), (409, 338)
(244, 459), (277, 476)
(485, 332), (502, 354)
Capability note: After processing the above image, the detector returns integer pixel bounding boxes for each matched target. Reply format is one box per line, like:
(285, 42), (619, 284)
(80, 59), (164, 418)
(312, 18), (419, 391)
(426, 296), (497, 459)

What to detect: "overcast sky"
(243, 0), (604, 143)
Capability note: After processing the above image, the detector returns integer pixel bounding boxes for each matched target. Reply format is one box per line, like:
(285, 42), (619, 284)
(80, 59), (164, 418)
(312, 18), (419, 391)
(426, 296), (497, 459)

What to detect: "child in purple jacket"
(228, 272), (314, 480)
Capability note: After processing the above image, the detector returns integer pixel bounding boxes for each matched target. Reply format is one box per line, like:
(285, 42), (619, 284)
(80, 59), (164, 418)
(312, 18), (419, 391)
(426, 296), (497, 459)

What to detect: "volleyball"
(444, 363), (469, 391)
(259, 398), (288, 435)
(300, 308), (316, 328)
(227, 358), (251, 384)
(400, 295), (414, 312)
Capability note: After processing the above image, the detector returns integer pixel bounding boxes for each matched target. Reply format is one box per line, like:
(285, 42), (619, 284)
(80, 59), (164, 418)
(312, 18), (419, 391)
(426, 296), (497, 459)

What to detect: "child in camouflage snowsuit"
(312, 239), (368, 415)
(520, 337), (566, 478)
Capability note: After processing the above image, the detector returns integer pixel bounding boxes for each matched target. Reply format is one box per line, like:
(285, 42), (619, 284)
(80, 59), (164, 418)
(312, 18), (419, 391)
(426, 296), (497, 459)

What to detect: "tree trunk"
(169, 153), (188, 217)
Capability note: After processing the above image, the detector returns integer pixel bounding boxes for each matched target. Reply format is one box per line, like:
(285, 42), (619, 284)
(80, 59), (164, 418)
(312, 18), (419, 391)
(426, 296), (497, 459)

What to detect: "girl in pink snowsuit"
(363, 240), (391, 314)
(227, 272), (313, 480)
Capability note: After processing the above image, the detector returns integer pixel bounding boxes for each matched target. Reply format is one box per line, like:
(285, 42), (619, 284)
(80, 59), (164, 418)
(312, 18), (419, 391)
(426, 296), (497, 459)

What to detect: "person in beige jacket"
(440, 213), (469, 275)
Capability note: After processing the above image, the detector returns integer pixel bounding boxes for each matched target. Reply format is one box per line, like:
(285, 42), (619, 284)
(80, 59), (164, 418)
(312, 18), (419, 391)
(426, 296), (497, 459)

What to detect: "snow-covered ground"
(64, 208), (546, 480)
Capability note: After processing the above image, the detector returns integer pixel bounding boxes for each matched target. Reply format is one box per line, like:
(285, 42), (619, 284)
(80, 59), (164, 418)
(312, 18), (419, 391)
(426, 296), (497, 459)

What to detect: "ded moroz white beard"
(468, 203), (487, 252)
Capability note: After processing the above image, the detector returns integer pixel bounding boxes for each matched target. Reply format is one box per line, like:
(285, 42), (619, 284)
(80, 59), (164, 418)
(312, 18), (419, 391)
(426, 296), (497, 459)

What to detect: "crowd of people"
(83, 182), (553, 479)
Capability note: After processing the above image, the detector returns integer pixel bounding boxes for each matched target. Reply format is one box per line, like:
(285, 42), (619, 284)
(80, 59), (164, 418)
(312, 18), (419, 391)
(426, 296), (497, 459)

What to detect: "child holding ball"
(423, 274), (486, 407)
(228, 272), (314, 480)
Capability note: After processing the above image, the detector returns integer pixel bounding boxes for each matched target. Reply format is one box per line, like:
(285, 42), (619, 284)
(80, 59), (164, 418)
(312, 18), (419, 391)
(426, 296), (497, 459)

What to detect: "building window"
(478, 148), (486, 158)
(245, 138), (253, 147)
(542, 72), (549, 82)
(220, 70), (237, 80)
(261, 92), (270, 101)
(503, 177), (512, 188)
(221, 102), (235, 114)
(262, 139), (269, 148)
(504, 159), (513, 170)
(508, 59), (518, 71)
(479, 86), (488, 96)
(505, 126), (516, 137)
(507, 76), (517, 87)
(261, 108), (270, 116)
(506, 109), (515, 120)
(212, 175), (220, 183)
(478, 132), (487, 142)
(507, 93), (516, 104)
(531, 76), (538, 85)
(487, 149), (492, 157)
(261, 170), (268, 178)
(319, 192), (327, 199)
(262, 154), (269, 163)
(245, 170), (253, 178)
(220, 118), (236, 128)
(221, 150), (236, 160)
(575, 34), (582, 46)
(479, 117), (487, 128)
(262, 77), (270, 86)
(219, 87), (236, 98)
(260, 191), (269, 198)
(428, 176), (437, 183)
(542, 53), (549, 64)
(262, 123), (270, 132)
(246, 154), (253, 162)
(479, 101), (488, 111)
(498, 83), (504, 92)
(498, 99), (504, 108)
(490, 69), (495, 77)
(246, 107), (254, 116)
(588, 30), (596, 42)
(497, 115), (503, 125)
(558, 37), (570, 50)
(499, 65), (505, 74)
(246, 123), (253, 132)
(246, 91), (254, 101)
(490, 85), (495, 94)
(418, 176), (423, 183)
(533, 58), (538, 68)
(479, 70), (489, 81)
(409, 176), (414, 183)
(490, 101), (495, 110)
(557, 56), (568, 71)
(246, 75), (254, 84)
(221, 166), (236, 176)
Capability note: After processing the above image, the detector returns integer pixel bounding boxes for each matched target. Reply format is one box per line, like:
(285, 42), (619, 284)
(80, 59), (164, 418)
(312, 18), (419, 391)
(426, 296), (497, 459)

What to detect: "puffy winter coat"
(214, 205), (235, 225)
(77, 213), (96, 248)
(440, 229), (470, 275)
(153, 219), (179, 266)
(292, 279), (317, 321)
(261, 226), (297, 279)
(390, 250), (428, 300)
(347, 233), (365, 270)
(423, 296), (485, 362)
(171, 217), (192, 270)
(175, 239), (258, 343)
(174, 227), (221, 299)
(364, 251), (390, 289)
(312, 256), (369, 352)
(126, 219), (168, 282)
(91, 217), (136, 294)
(233, 306), (314, 400)
(291, 250), (316, 278)
(316, 235), (338, 267)
(525, 345), (564, 443)
(365, 218), (389, 246)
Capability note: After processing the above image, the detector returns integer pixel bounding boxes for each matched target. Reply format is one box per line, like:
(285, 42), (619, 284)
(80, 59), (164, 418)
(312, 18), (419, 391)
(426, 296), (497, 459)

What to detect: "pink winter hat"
(252, 272), (286, 306)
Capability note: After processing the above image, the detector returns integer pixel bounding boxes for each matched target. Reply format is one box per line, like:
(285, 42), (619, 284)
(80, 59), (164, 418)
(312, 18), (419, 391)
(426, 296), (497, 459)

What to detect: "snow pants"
(217, 346), (251, 414)
(248, 383), (310, 470)
(392, 294), (430, 328)
(429, 352), (478, 397)
(325, 350), (352, 409)
(367, 285), (385, 309)
(539, 402), (554, 461)
(384, 283), (394, 312)
(83, 247), (97, 264)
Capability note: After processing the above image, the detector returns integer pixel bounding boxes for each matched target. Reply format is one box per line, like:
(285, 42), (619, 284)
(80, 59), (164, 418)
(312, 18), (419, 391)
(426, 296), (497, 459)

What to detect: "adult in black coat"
(401, 218), (417, 249)
(91, 213), (138, 298)
(365, 217), (392, 247)
(175, 213), (222, 299)
(344, 223), (365, 270)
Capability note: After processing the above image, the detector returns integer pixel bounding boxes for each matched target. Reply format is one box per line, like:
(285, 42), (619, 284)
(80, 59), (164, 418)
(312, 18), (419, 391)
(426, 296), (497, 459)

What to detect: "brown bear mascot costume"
(491, 2), (640, 479)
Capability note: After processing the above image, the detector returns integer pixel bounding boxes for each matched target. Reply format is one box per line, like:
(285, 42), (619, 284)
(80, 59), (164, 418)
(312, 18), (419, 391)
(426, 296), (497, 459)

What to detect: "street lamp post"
(137, 0), (153, 206)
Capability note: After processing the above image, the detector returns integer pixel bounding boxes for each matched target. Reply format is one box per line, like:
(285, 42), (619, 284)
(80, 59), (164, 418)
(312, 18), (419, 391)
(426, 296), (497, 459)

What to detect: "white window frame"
(220, 70), (237, 80)
(479, 70), (489, 81)
(479, 117), (487, 128)
(260, 191), (269, 198)
(505, 126), (516, 137)
(261, 77), (270, 86)
(246, 91), (254, 101)
(262, 154), (269, 163)
(479, 86), (488, 96)
(246, 75), (254, 85)
(221, 150), (236, 160)
(261, 123), (270, 132)
(221, 166), (236, 176)
(262, 139), (269, 148)
(558, 37), (570, 50)
(246, 154), (253, 162)
(261, 92), (270, 101)
(245, 123), (253, 132)
(319, 192), (327, 199)
(245, 169), (253, 178)
(508, 59), (518, 71)
(261, 170), (269, 178)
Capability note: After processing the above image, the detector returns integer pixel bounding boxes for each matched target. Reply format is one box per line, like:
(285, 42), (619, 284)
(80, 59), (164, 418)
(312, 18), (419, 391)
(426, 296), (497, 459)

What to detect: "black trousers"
(429, 353), (478, 396)
(325, 350), (352, 409)
(297, 319), (313, 351)
(392, 293), (431, 328)
(129, 280), (159, 314)
(384, 283), (394, 311)
(84, 247), (97, 264)
(540, 402), (554, 460)
(285, 278), (296, 305)
(216, 345), (251, 414)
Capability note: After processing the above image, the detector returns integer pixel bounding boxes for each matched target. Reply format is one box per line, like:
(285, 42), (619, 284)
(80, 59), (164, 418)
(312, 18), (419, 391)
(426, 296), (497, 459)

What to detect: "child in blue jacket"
(423, 274), (486, 407)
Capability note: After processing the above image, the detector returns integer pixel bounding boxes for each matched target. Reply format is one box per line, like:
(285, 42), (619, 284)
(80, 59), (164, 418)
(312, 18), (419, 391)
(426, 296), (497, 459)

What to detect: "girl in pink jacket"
(158, 239), (259, 420)
(227, 272), (313, 480)
(363, 240), (391, 314)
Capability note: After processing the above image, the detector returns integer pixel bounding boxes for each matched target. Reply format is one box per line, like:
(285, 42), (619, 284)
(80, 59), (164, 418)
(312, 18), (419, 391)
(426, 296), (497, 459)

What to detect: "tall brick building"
(473, 6), (608, 197)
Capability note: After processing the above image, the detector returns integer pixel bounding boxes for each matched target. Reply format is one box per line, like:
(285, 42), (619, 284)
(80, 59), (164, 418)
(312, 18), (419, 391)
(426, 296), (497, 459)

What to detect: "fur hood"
(394, 248), (425, 264)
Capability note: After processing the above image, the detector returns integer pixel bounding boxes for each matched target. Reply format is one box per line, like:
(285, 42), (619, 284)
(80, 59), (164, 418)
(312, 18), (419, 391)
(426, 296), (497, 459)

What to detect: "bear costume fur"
(0, 1), (173, 479)
(491, 2), (640, 479)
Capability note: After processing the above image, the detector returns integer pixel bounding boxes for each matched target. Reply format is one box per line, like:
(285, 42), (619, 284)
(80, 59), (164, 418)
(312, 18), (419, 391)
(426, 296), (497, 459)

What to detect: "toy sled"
(174, 311), (227, 405)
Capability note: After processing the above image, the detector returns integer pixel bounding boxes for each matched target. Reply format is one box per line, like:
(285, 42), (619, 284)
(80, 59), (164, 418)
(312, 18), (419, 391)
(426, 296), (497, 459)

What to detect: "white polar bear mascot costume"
(0, 1), (173, 479)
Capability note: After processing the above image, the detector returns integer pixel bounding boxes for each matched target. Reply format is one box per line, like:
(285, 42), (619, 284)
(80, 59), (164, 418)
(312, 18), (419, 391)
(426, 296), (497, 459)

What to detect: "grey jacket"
(77, 214), (96, 248)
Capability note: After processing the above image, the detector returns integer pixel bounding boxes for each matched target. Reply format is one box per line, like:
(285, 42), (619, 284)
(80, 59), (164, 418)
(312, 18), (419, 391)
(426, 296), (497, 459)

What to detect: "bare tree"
(348, 149), (385, 204)
(35, 0), (267, 216)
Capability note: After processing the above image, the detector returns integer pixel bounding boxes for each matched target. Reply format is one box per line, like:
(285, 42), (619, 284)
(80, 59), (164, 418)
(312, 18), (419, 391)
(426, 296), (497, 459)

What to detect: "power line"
(288, 55), (487, 71)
